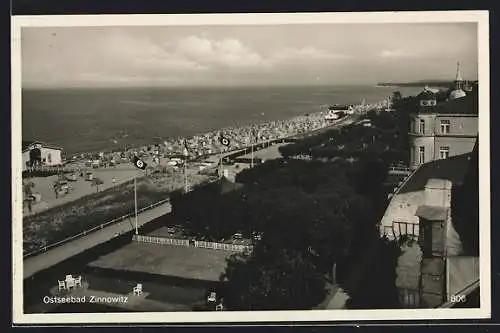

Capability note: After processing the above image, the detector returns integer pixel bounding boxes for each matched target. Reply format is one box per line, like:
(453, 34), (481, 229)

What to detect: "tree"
(392, 90), (402, 102)
(23, 181), (35, 197)
(23, 181), (35, 213)
(53, 181), (62, 199)
(221, 247), (328, 310)
(342, 237), (401, 309)
(91, 177), (104, 192)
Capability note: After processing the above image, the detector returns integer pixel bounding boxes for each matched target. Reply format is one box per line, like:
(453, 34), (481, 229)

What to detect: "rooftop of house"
(415, 204), (448, 221)
(22, 140), (42, 150)
(217, 177), (244, 195)
(398, 149), (476, 194)
(418, 89), (438, 99)
(415, 86), (478, 116)
(22, 140), (63, 152)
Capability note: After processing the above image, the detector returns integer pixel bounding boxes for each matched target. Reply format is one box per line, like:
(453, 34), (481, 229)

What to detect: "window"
(419, 119), (425, 134)
(410, 118), (415, 133)
(420, 100), (436, 107)
(419, 146), (425, 164)
(439, 146), (450, 159)
(440, 119), (450, 134)
(47, 153), (52, 163)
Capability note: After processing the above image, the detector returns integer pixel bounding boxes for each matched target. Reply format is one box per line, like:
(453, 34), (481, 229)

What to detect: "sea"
(22, 85), (423, 155)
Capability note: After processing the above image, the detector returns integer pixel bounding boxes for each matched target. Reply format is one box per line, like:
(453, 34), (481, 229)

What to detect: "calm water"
(22, 85), (422, 155)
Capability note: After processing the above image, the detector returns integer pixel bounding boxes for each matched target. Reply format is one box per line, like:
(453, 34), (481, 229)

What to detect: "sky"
(20, 23), (478, 88)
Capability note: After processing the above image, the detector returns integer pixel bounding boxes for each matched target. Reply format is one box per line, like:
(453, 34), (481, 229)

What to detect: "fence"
(194, 240), (253, 253)
(23, 198), (170, 259)
(133, 234), (190, 247)
(24, 165), (82, 173)
(388, 166), (412, 175)
(132, 235), (253, 253)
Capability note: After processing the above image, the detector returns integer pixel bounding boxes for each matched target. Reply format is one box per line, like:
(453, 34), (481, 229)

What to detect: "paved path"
(23, 201), (172, 279)
(23, 164), (141, 216)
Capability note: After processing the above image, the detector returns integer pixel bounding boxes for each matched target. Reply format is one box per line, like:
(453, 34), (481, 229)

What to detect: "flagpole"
(184, 157), (188, 193)
(183, 140), (189, 192)
(134, 175), (138, 235)
(219, 149), (222, 179)
(251, 143), (254, 168)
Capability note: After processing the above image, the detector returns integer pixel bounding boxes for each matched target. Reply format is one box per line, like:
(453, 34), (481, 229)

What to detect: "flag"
(252, 128), (261, 143)
(183, 139), (190, 157)
(219, 135), (230, 147)
(132, 155), (147, 170)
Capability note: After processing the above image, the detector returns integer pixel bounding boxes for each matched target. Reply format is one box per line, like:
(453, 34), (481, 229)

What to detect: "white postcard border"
(12, 11), (491, 324)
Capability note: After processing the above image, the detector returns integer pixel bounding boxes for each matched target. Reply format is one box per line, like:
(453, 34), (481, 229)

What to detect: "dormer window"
(420, 99), (437, 107)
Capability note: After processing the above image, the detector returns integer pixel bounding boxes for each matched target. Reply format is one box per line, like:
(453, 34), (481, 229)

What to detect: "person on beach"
(84, 108), (341, 166)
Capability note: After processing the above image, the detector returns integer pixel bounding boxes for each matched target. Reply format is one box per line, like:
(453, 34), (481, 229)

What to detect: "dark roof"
(398, 152), (474, 194)
(417, 90), (478, 115)
(418, 90), (437, 99)
(22, 140), (63, 152)
(436, 92), (478, 115)
(415, 205), (448, 221)
(22, 140), (41, 150)
(328, 104), (352, 111)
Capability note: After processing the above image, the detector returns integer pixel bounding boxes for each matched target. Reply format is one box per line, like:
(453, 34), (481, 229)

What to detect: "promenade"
(22, 115), (358, 281)
(23, 201), (172, 279)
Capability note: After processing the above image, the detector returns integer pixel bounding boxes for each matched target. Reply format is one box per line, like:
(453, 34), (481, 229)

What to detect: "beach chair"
(207, 292), (217, 303)
(58, 280), (66, 291)
(65, 275), (75, 289)
(74, 276), (82, 288)
(133, 283), (143, 296)
(66, 278), (76, 290)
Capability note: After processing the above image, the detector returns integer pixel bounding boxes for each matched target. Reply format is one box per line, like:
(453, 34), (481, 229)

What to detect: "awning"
(415, 205), (448, 221)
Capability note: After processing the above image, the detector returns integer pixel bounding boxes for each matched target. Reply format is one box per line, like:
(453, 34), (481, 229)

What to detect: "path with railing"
(22, 116), (358, 280)
(22, 200), (172, 279)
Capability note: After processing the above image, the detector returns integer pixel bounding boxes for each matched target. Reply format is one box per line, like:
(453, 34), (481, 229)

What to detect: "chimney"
(424, 179), (453, 208)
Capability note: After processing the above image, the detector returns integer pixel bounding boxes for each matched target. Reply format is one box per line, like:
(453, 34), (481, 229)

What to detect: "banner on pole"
(183, 139), (190, 157)
(219, 135), (230, 147)
(132, 156), (147, 170)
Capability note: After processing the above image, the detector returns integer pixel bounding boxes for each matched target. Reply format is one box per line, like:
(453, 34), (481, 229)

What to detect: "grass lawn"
(88, 242), (234, 282)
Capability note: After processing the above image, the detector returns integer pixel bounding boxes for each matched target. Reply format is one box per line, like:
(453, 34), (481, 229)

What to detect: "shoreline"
(26, 107), (365, 164)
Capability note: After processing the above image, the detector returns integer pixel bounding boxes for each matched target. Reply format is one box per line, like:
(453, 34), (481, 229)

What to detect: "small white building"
(22, 141), (63, 171)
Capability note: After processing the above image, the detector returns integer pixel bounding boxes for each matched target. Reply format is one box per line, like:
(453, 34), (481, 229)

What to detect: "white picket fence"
(133, 234), (190, 247)
(24, 165), (80, 173)
(194, 240), (253, 253)
(133, 234), (253, 253)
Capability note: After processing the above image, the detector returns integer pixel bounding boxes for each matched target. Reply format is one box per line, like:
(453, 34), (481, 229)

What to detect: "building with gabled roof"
(380, 140), (479, 308)
(22, 140), (64, 171)
(408, 67), (478, 170)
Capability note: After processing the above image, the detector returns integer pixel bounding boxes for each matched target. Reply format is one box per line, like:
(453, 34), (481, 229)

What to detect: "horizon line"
(21, 80), (466, 90)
